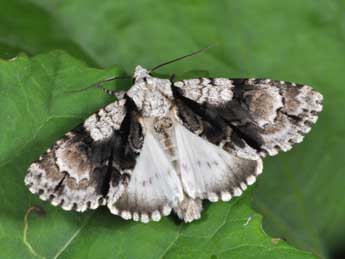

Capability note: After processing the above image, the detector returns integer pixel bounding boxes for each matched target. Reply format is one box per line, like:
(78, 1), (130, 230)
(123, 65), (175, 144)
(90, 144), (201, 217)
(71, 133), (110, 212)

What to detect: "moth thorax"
(127, 77), (174, 117)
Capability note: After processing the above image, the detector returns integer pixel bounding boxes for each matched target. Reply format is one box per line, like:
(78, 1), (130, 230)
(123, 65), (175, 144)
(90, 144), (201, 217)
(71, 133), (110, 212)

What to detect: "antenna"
(66, 44), (216, 97)
(149, 44), (216, 73)
(66, 75), (131, 97)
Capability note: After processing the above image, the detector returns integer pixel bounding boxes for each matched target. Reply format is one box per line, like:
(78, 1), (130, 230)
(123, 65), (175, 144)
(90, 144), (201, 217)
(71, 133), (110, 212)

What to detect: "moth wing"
(25, 99), (128, 212)
(173, 78), (323, 157)
(175, 122), (262, 202)
(107, 132), (184, 223)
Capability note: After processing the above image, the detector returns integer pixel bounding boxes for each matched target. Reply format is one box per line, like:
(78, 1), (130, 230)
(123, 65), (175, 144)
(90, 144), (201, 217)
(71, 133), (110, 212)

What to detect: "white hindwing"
(108, 132), (183, 222)
(175, 123), (263, 202)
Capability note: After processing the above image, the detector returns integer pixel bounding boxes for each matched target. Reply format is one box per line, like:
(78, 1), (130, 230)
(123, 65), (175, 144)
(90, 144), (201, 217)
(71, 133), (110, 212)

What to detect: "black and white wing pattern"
(25, 64), (323, 224)
(173, 78), (323, 157)
(171, 77), (322, 219)
(108, 131), (184, 222)
(25, 99), (132, 212)
(25, 97), (185, 222)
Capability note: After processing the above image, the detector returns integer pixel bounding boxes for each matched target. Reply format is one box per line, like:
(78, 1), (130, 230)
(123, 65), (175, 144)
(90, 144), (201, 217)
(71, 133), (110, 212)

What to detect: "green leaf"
(0, 51), (314, 259)
(1, 0), (344, 258)
(0, 0), (96, 65)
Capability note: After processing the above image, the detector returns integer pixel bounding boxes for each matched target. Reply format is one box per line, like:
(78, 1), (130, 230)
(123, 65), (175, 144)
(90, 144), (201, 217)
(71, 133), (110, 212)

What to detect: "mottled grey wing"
(173, 78), (323, 158)
(25, 99), (142, 212)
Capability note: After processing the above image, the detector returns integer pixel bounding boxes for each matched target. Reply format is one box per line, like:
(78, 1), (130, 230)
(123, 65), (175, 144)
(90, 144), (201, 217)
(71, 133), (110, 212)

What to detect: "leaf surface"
(0, 52), (314, 259)
(0, 0), (344, 258)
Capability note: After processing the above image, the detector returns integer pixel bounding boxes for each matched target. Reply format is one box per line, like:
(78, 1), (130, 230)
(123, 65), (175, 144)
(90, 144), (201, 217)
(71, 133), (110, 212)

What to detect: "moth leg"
(93, 76), (129, 99)
(98, 87), (126, 99)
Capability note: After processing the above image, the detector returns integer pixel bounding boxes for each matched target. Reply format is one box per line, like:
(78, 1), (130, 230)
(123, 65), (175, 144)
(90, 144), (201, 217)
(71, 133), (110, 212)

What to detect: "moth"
(25, 51), (323, 223)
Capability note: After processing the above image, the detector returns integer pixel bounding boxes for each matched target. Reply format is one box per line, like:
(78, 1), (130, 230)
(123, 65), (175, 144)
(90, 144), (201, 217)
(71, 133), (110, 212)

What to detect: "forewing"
(25, 99), (128, 212)
(173, 78), (323, 157)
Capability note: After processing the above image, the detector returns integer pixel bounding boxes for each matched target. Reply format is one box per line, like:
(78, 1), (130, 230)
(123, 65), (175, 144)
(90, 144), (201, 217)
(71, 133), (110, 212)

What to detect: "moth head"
(127, 65), (173, 117)
(133, 65), (151, 82)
